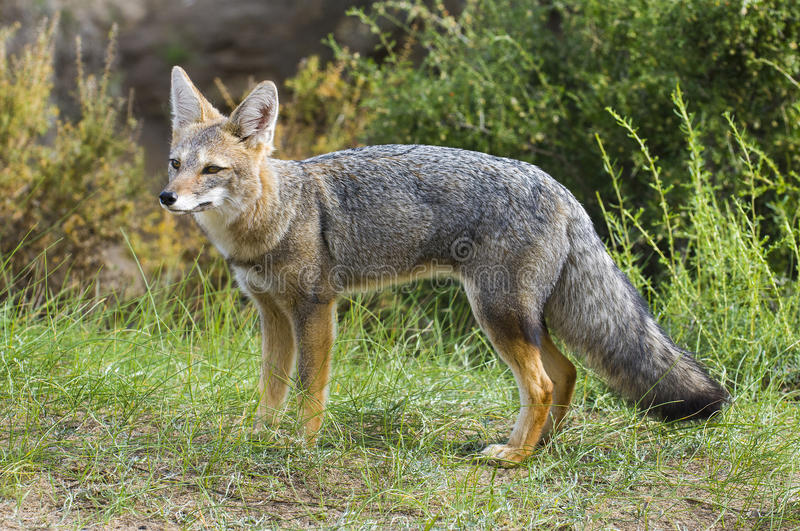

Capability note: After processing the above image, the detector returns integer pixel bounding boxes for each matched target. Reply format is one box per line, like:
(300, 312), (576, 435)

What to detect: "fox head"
(159, 66), (278, 217)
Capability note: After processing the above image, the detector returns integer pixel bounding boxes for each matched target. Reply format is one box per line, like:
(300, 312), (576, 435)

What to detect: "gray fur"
(243, 144), (726, 420)
(543, 205), (729, 419)
(162, 73), (728, 447)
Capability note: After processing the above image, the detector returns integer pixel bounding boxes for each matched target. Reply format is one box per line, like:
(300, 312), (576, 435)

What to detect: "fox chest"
(230, 251), (334, 303)
(194, 211), (238, 258)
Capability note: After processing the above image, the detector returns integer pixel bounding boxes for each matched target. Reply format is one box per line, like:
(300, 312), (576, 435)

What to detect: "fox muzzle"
(159, 190), (178, 206)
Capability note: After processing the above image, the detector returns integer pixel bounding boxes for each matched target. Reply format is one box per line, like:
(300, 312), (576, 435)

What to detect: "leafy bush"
(0, 19), (185, 296)
(277, 54), (373, 158)
(336, 0), (800, 250)
(599, 88), (799, 396)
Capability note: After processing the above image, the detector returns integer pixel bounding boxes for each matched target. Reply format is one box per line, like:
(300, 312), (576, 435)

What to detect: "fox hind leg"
(538, 332), (576, 443)
(466, 288), (554, 466)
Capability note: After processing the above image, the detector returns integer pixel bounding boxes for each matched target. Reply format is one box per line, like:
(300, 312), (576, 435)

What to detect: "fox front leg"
(253, 295), (296, 429)
(292, 299), (337, 442)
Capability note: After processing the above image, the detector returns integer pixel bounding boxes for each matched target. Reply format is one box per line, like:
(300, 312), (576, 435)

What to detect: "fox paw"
(479, 444), (530, 467)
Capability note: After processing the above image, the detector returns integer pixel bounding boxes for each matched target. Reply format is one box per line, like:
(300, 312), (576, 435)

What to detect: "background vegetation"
(337, 0), (800, 241)
(0, 18), (190, 298)
(1, 0), (799, 527)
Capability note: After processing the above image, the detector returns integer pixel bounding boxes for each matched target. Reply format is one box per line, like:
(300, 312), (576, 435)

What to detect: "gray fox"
(160, 67), (728, 465)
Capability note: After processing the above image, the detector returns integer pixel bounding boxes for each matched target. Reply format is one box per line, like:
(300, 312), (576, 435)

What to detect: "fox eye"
(169, 159), (181, 170)
(202, 165), (224, 174)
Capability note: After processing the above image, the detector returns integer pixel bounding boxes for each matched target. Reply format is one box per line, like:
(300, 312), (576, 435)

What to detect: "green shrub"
(0, 19), (185, 296)
(599, 87), (799, 397)
(337, 0), (800, 256)
(278, 54), (373, 158)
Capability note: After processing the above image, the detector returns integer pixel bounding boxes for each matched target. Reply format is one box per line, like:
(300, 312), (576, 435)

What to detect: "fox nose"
(159, 191), (178, 206)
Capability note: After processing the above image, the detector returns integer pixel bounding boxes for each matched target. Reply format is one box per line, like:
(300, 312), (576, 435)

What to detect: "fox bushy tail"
(544, 213), (729, 421)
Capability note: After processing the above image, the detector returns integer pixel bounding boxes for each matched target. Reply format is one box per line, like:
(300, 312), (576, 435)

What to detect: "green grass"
(0, 275), (798, 528)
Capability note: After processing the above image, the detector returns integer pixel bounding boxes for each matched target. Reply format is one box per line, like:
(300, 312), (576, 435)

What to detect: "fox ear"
(170, 66), (221, 131)
(226, 81), (279, 150)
